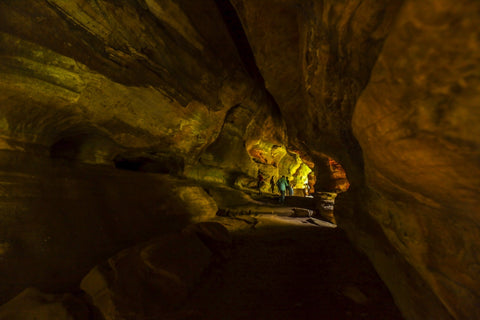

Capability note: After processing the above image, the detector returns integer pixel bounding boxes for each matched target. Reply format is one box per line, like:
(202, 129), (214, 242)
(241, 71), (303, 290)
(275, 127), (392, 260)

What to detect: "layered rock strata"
(352, 1), (480, 318)
(0, 0), (478, 319)
(0, 0), (304, 301)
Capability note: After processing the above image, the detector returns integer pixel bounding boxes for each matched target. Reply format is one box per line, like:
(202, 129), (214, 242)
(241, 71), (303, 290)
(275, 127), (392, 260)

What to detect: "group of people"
(273, 175), (294, 204)
(257, 173), (295, 204)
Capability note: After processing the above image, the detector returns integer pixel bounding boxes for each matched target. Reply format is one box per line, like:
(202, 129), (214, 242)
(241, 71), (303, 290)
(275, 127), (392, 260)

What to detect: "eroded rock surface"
(352, 1), (480, 319)
(79, 222), (232, 320)
(231, 1), (480, 318)
(0, 150), (204, 301)
(0, 0), (478, 319)
(230, 0), (403, 178)
(81, 231), (213, 320)
(0, 0), (289, 176)
(0, 0), (306, 303)
(0, 287), (90, 320)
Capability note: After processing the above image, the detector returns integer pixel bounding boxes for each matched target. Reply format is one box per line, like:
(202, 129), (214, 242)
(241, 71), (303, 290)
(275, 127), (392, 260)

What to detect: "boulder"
(175, 186), (219, 222)
(182, 222), (232, 256)
(0, 287), (89, 320)
(80, 232), (211, 320)
(291, 208), (313, 218)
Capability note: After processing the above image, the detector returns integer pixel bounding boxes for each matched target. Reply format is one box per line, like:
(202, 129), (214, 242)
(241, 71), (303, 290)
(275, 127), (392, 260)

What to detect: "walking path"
(182, 192), (404, 319)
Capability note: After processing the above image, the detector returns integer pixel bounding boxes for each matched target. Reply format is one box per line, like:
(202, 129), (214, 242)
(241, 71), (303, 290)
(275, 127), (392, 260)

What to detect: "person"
(270, 176), (275, 193)
(286, 177), (292, 196)
(304, 182), (311, 197)
(257, 172), (265, 195)
(289, 178), (294, 196)
(276, 175), (288, 204)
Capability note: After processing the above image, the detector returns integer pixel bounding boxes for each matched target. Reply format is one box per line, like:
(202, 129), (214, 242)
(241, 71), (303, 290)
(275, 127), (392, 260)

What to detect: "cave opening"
(270, 153), (351, 224)
(239, 144), (353, 226)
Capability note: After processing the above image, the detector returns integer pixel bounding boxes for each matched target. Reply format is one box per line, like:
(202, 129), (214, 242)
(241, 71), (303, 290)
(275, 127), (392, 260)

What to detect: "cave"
(0, 1), (479, 319)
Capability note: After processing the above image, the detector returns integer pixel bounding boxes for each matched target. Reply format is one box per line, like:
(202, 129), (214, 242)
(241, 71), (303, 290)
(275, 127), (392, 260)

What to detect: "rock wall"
(352, 1), (480, 319)
(0, 150), (204, 301)
(230, 0), (403, 179)
(232, 0), (480, 319)
(0, 0), (307, 303)
(0, 0), (275, 302)
(0, 0), (479, 319)
(0, 0), (287, 172)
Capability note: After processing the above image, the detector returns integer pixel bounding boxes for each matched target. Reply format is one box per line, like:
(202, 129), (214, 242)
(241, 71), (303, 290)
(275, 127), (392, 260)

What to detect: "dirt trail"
(183, 196), (404, 320)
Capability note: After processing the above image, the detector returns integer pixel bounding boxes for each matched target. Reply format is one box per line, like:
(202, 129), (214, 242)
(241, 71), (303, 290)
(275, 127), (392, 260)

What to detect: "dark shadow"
(113, 153), (184, 175)
(212, 0), (264, 83)
(185, 223), (404, 319)
(50, 134), (89, 160)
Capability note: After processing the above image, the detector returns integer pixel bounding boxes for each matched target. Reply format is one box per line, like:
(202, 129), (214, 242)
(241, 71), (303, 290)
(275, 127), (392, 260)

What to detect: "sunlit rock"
(314, 193), (337, 224)
(328, 159), (350, 193)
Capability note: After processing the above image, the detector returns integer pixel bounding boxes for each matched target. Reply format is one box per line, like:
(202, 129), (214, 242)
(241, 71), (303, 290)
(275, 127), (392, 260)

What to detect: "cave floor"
(181, 194), (404, 320)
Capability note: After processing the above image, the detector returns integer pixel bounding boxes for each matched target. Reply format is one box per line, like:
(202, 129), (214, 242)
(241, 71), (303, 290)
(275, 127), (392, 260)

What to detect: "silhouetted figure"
(270, 176), (275, 193)
(257, 172), (265, 195)
(276, 175), (288, 204)
(286, 177), (292, 196)
(304, 182), (310, 197)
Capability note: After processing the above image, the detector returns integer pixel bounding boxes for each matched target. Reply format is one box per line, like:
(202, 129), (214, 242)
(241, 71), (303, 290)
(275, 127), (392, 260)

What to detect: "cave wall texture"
(0, 0), (291, 302)
(352, 1), (480, 319)
(0, 0), (479, 319)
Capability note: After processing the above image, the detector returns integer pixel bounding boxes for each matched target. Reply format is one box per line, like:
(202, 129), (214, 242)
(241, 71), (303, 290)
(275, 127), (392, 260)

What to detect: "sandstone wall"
(0, 150), (206, 302)
(0, 0), (286, 174)
(352, 1), (480, 318)
(0, 0), (290, 302)
(231, 0), (479, 319)
(230, 0), (402, 179)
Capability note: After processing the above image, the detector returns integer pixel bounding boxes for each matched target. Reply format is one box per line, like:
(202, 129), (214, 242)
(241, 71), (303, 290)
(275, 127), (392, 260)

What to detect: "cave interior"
(0, 1), (479, 319)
